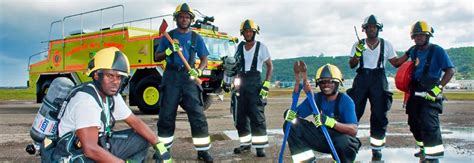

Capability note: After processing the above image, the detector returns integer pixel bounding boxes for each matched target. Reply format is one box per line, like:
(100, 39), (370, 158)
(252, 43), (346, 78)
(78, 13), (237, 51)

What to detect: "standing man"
(347, 14), (408, 160)
(284, 64), (361, 163)
(154, 3), (213, 162)
(405, 21), (454, 163)
(232, 19), (273, 157)
(50, 47), (171, 162)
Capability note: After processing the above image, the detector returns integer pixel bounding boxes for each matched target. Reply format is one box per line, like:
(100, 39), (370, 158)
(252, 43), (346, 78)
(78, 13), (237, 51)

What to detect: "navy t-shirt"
(295, 93), (358, 125)
(157, 29), (209, 67)
(409, 44), (455, 80)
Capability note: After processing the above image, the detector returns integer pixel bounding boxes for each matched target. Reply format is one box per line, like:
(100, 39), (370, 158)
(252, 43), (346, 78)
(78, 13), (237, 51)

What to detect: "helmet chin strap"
(93, 73), (105, 96)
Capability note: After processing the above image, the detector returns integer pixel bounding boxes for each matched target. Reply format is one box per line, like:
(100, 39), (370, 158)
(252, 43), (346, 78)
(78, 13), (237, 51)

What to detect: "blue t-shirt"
(295, 93), (358, 125)
(157, 29), (209, 67)
(409, 44), (454, 80)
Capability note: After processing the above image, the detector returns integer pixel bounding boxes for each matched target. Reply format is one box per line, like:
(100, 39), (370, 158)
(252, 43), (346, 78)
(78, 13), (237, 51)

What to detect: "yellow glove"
(259, 80), (270, 99)
(322, 115), (336, 128)
(189, 68), (202, 78)
(426, 85), (443, 102)
(284, 110), (297, 122)
(354, 42), (366, 58)
(313, 114), (336, 128)
(165, 42), (180, 56)
(313, 114), (322, 127)
(153, 143), (172, 163)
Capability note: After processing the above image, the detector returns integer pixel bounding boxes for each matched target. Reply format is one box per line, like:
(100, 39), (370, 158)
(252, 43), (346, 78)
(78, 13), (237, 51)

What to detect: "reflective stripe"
(370, 137), (386, 146)
(252, 135), (268, 144)
(159, 136), (174, 145)
(239, 134), (252, 144)
(291, 150), (315, 162)
(416, 141), (424, 147)
(425, 144), (444, 155)
(195, 145), (211, 151)
(193, 136), (211, 145)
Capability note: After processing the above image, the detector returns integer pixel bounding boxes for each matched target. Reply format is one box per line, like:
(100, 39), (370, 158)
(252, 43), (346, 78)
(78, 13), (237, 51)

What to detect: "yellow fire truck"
(28, 5), (237, 114)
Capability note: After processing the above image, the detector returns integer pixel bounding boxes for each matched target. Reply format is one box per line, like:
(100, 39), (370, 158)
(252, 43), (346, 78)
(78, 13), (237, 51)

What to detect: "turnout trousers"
(46, 129), (149, 162)
(157, 68), (211, 151)
(284, 119), (361, 163)
(406, 91), (444, 159)
(234, 71), (268, 148)
(347, 68), (393, 149)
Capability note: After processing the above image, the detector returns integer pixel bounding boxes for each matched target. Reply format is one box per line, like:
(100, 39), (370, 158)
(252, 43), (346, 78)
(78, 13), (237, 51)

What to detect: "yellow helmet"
(86, 47), (130, 77)
(240, 19), (260, 35)
(315, 64), (343, 86)
(173, 3), (195, 20)
(411, 21), (434, 37)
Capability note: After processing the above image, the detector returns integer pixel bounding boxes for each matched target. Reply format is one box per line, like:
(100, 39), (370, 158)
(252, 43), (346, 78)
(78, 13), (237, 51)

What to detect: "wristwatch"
(438, 85), (444, 89)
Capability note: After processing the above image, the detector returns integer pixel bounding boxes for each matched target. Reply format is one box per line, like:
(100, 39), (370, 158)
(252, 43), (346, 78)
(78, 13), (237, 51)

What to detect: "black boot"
(233, 145), (251, 154)
(371, 149), (382, 161)
(414, 149), (425, 157)
(256, 148), (266, 157)
(197, 151), (214, 162)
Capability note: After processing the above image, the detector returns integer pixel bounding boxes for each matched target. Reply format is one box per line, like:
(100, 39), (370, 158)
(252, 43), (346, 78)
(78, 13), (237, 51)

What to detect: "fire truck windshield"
(202, 37), (236, 60)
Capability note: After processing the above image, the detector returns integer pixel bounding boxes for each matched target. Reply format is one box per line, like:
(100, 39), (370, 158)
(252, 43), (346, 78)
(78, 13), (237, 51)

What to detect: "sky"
(0, 0), (473, 87)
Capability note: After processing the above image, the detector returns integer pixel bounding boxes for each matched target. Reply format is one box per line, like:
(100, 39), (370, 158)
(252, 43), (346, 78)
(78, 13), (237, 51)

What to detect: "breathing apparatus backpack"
(26, 77), (106, 157)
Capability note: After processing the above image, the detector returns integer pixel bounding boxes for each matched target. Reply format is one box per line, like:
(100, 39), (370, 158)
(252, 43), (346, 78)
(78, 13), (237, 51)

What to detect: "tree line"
(268, 46), (473, 82)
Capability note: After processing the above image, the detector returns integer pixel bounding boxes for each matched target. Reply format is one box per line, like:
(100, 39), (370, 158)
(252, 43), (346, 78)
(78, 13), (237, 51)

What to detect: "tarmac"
(0, 97), (473, 162)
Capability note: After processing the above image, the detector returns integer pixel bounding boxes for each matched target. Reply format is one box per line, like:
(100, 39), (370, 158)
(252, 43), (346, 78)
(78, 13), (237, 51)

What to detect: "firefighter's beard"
(177, 22), (191, 30)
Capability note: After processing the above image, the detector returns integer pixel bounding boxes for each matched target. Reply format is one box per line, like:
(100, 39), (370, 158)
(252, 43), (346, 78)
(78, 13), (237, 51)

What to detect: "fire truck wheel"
(135, 76), (160, 114)
(202, 93), (213, 111)
(37, 80), (52, 103)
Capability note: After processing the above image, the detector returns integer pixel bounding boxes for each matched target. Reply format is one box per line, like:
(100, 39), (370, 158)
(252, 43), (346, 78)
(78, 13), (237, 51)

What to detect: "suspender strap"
(250, 42), (261, 72)
(377, 39), (385, 68)
(188, 31), (197, 67)
(359, 38), (385, 69)
(412, 44), (435, 76)
(238, 41), (260, 72)
(359, 39), (365, 68)
(237, 42), (245, 72)
(423, 45), (435, 75)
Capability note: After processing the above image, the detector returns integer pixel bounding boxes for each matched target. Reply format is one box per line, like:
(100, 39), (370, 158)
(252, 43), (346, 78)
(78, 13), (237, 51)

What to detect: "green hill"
(270, 46), (474, 82)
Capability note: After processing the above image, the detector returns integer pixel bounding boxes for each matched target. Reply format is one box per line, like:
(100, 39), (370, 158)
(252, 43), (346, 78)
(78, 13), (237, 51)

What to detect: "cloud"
(0, 0), (473, 86)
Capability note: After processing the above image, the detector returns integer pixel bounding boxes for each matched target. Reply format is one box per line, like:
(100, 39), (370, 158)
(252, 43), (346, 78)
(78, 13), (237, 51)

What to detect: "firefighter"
(405, 21), (455, 163)
(154, 3), (213, 162)
(284, 64), (361, 163)
(232, 19), (273, 157)
(347, 14), (408, 160)
(50, 47), (171, 162)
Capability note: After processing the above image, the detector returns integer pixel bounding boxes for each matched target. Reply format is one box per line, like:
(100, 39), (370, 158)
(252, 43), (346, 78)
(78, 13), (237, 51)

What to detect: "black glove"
(222, 83), (231, 93)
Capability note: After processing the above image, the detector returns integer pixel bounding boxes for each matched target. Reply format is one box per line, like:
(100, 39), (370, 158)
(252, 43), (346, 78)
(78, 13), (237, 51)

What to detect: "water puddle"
(223, 127), (473, 162)
(356, 147), (472, 162)
(357, 124), (474, 141)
